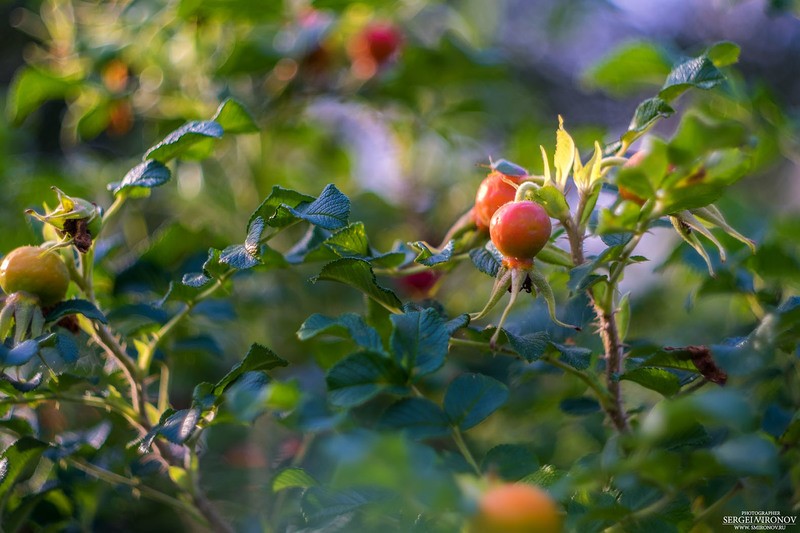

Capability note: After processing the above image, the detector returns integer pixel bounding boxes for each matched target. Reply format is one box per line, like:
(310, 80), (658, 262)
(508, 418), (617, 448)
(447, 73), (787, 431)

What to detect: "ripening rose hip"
(490, 201), (552, 268)
(473, 171), (525, 231)
(0, 246), (70, 305)
(356, 23), (403, 64)
(468, 483), (563, 533)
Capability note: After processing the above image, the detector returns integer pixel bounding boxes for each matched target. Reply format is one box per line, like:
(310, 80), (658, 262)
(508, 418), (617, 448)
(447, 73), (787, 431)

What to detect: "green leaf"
(444, 314), (470, 335)
(108, 160), (171, 196)
(712, 434), (779, 477)
(706, 41), (741, 67)
(212, 98), (258, 133)
(668, 113), (747, 165)
(224, 371), (271, 422)
(584, 41), (673, 96)
(2, 340), (40, 366)
(219, 217), (264, 270)
(144, 120), (224, 163)
(45, 299), (108, 325)
(597, 202), (642, 234)
(444, 373), (509, 431)
(378, 398), (451, 439)
(139, 408), (201, 452)
(520, 464), (565, 488)
(55, 333), (79, 363)
(506, 331), (550, 362)
(469, 242), (503, 278)
(642, 389), (755, 440)
(616, 140), (670, 198)
(491, 159), (528, 177)
(298, 313), (385, 354)
(659, 56), (726, 102)
(410, 240), (455, 267)
(289, 223), (385, 265)
(481, 444), (539, 481)
(181, 248), (225, 289)
(549, 343), (592, 370)
(312, 258), (403, 314)
(533, 185), (570, 220)
(192, 382), (217, 411)
(6, 67), (78, 126)
(637, 347), (700, 373)
(273, 184), (350, 230)
(622, 97), (675, 145)
(0, 437), (48, 515)
(273, 467), (317, 492)
(325, 351), (408, 408)
(620, 367), (681, 397)
(618, 292), (631, 343)
(661, 149), (750, 213)
(320, 223), (370, 259)
(300, 487), (377, 525)
(559, 397), (601, 415)
(390, 308), (450, 377)
(250, 186), (315, 229)
(215, 343), (288, 395)
(536, 244), (574, 268)
(566, 245), (619, 294)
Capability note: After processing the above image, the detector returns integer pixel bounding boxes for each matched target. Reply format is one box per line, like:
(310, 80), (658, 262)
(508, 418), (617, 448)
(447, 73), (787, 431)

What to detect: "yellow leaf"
(540, 145), (552, 187)
(554, 115), (575, 191)
(573, 147), (585, 189)
(587, 141), (604, 189)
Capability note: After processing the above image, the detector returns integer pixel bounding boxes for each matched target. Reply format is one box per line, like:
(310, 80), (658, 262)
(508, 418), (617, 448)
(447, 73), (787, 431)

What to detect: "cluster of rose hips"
(468, 165), (574, 346)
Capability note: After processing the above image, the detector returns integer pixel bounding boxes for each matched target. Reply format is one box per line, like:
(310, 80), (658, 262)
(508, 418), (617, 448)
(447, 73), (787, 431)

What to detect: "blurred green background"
(1, 0), (799, 530)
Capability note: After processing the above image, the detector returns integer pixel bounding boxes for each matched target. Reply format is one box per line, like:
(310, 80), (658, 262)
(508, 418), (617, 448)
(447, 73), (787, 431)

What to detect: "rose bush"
(0, 2), (797, 532)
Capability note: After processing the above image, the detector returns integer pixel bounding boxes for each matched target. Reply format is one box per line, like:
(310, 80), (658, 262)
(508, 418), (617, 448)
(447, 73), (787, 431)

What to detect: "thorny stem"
(564, 195), (630, 432)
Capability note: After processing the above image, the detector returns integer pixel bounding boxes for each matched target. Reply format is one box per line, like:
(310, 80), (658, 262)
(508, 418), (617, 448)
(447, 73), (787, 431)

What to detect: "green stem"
(604, 493), (675, 532)
(692, 481), (743, 526)
(81, 247), (96, 303)
(157, 361), (170, 414)
(97, 195), (127, 240)
(0, 393), (144, 435)
(93, 323), (146, 417)
(409, 381), (481, 475)
(600, 157), (628, 169)
(451, 426), (481, 475)
(66, 458), (208, 527)
(138, 275), (228, 375)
